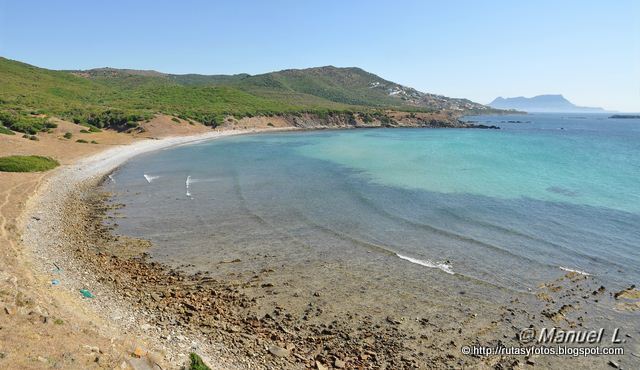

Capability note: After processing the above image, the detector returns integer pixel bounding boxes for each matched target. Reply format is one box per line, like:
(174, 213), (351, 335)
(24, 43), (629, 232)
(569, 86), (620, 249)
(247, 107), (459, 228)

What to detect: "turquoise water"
(106, 113), (640, 292)
(299, 124), (640, 213)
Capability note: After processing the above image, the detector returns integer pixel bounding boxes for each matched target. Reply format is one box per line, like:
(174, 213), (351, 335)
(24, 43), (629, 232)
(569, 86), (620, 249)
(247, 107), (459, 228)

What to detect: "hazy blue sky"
(1, 0), (638, 111)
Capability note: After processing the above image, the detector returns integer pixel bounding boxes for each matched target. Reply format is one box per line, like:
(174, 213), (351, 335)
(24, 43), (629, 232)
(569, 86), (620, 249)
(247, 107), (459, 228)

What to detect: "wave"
(344, 184), (554, 268)
(186, 175), (192, 197)
(559, 266), (591, 276)
(396, 253), (454, 275)
(186, 177), (219, 184)
(143, 174), (160, 183)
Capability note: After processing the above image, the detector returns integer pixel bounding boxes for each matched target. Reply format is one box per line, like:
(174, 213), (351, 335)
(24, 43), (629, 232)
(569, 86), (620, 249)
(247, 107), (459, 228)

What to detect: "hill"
(0, 57), (496, 134)
(488, 94), (606, 113)
(71, 64), (490, 112)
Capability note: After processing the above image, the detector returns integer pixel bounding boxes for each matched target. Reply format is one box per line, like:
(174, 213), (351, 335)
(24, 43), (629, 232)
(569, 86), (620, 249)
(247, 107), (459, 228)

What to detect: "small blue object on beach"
(51, 279), (60, 286)
(79, 289), (95, 298)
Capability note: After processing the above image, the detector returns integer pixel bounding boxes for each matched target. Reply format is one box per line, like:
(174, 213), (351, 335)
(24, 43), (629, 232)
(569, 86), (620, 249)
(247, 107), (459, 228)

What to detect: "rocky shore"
(227, 111), (499, 130)
(20, 127), (639, 369)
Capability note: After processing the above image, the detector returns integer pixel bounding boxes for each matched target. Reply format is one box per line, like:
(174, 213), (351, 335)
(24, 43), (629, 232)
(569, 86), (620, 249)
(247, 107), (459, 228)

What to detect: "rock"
(268, 345), (289, 357)
(132, 347), (147, 358)
(316, 361), (328, 370)
(128, 357), (156, 370)
(3, 306), (13, 315)
(614, 285), (640, 300)
(608, 360), (620, 368)
(334, 358), (346, 368)
(386, 316), (401, 325)
(526, 358), (535, 365)
(150, 293), (161, 302)
(83, 345), (100, 353)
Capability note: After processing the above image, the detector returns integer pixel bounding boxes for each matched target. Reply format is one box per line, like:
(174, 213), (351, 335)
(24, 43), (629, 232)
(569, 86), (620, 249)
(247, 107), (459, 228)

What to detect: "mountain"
(488, 94), (606, 113)
(70, 65), (490, 112)
(1, 57), (498, 132)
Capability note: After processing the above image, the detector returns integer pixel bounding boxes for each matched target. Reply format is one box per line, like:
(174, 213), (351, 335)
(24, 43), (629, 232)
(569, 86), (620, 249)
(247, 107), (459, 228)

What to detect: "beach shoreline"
(19, 127), (299, 369)
(15, 126), (640, 369)
(22, 126), (449, 368)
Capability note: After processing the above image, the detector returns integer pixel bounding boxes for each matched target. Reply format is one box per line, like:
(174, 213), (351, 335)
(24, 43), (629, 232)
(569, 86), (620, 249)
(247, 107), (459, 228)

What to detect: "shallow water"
(105, 113), (640, 294)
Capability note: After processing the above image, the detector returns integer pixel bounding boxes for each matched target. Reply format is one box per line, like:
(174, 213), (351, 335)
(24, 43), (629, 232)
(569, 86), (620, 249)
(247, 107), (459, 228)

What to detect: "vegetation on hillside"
(0, 57), (498, 134)
(0, 125), (15, 135)
(0, 155), (60, 172)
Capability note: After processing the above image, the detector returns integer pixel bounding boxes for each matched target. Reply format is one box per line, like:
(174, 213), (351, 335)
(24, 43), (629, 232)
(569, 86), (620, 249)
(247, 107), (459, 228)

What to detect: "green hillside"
(0, 57), (493, 135)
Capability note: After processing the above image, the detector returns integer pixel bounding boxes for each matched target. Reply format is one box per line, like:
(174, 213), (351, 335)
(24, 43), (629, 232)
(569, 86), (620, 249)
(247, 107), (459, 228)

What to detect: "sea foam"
(143, 174), (159, 183)
(396, 253), (454, 275)
(559, 266), (591, 276)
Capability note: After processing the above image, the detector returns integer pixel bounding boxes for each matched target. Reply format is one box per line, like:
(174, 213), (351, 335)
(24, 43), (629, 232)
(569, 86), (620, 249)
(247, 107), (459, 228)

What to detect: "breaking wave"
(559, 266), (591, 276)
(396, 253), (454, 275)
(143, 174), (160, 183)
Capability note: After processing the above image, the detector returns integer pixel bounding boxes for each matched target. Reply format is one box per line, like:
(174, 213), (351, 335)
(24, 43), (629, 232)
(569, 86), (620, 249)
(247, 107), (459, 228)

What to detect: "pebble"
(132, 347), (147, 358)
(268, 345), (289, 357)
(83, 345), (100, 353)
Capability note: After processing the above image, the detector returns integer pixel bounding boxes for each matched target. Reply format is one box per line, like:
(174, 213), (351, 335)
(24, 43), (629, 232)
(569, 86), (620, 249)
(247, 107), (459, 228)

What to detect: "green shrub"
(86, 110), (145, 131)
(0, 111), (18, 127)
(1, 126), (15, 135)
(189, 353), (210, 370)
(0, 111), (48, 134)
(79, 123), (102, 132)
(76, 139), (88, 143)
(63, 132), (72, 139)
(0, 155), (59, 172)
(80, 129), (89, 133)
(90, 140), (98, 144)
(171, 117), (180, 123)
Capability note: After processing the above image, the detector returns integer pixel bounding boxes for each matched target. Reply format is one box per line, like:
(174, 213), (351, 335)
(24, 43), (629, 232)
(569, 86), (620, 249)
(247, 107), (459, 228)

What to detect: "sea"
(104, 113), (640, 295)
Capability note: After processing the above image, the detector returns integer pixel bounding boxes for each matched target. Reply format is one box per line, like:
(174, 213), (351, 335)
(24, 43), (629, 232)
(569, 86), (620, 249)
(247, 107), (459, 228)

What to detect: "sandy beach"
(20, 127), (302, 368)
(2, 119), (635, 369)
(0, 110), (494, 369)
(0, 116), (295, 369)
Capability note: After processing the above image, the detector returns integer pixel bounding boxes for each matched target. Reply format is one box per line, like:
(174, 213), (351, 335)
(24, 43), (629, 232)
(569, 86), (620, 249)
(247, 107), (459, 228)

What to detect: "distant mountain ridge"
(488, 94), (606, 113)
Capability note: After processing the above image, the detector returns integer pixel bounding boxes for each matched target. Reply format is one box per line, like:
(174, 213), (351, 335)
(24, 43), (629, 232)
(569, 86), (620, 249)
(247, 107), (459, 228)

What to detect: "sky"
(1, 0), (638, 112)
